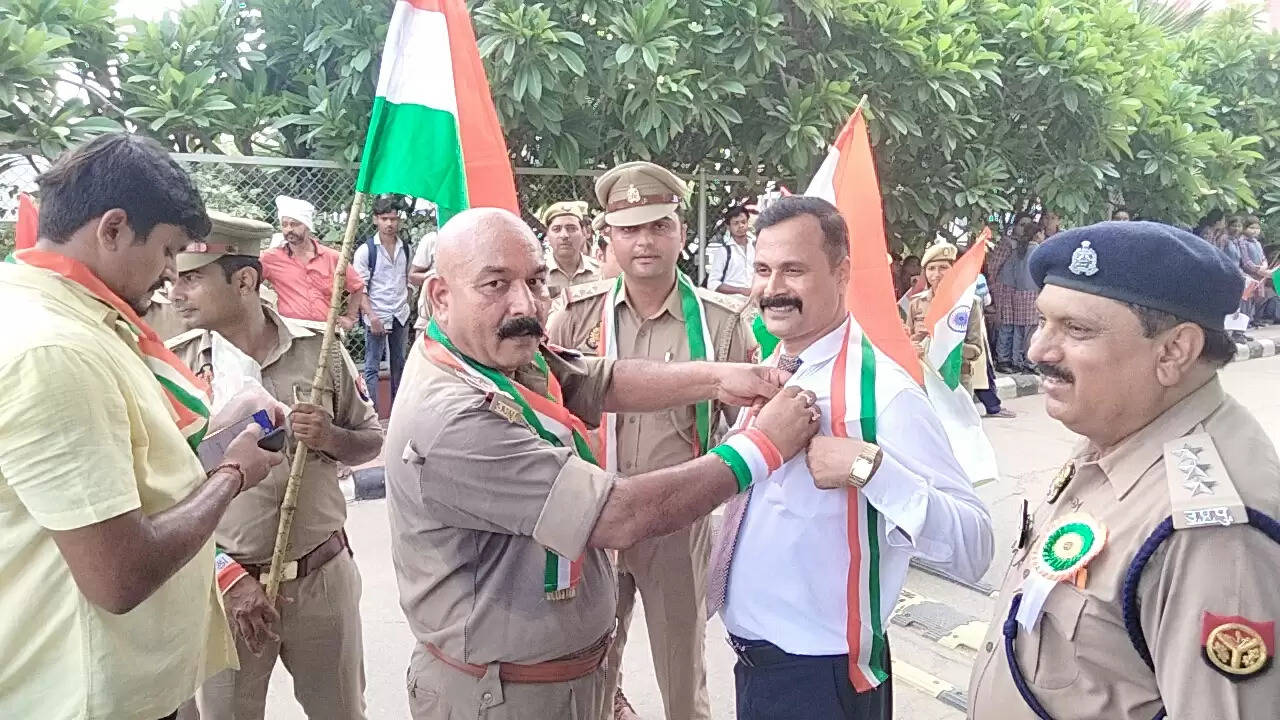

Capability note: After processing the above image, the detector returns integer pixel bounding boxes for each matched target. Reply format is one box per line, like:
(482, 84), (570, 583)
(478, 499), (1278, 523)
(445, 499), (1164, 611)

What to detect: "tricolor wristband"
(710, 428), (784, 493)
(214, 549), (248, 594)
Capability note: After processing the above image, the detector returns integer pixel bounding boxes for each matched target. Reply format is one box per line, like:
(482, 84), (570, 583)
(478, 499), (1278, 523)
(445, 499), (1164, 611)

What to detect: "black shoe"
(995, 362), (1017, 374)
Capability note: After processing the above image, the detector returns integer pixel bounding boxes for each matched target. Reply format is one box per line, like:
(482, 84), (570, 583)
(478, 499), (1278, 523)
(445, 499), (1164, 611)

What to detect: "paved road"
(264, 354), (1280, 719)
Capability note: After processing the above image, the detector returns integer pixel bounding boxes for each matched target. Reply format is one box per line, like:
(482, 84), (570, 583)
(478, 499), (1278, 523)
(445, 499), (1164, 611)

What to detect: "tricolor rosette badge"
(1034, 513), (1108, 583)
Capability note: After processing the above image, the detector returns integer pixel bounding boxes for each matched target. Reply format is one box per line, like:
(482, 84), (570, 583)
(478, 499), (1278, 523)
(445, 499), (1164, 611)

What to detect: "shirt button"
(985, 641), (994, 652)
(1022, 568), (1030, 579)
(628, 417), (637, 425)
(481, 692), (493, 705)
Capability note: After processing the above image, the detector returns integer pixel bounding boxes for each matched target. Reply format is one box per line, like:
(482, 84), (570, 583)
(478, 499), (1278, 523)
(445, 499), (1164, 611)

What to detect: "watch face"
(852, 457), (874, 482)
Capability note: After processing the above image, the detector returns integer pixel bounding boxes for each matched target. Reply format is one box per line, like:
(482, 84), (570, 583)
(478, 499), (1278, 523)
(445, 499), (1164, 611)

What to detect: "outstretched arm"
(603, 359), (787, 413)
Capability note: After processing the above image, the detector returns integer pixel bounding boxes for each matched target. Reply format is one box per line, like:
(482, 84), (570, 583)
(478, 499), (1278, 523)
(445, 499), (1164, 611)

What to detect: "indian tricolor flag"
(356, 0), (518, 224)
(924, 228), (990, 389)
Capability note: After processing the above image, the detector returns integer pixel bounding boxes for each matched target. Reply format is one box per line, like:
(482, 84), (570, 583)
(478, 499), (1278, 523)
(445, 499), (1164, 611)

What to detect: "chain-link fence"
(1, 153), (760, 359)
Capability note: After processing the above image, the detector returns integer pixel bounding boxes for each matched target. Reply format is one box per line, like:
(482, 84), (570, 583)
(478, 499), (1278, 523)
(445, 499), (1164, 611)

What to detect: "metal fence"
(1, 153), (758, 361)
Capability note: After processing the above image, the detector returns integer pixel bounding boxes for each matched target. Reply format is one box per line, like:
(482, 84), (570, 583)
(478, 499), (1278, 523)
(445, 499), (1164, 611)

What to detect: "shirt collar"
(2, 262), (118, 326)
(614, 276), (684, 321)
(785, 313), (854, 368)
(1088, 377), (1226, 500)
(285, 237), (321, 259)
(193, 303), (301, 369)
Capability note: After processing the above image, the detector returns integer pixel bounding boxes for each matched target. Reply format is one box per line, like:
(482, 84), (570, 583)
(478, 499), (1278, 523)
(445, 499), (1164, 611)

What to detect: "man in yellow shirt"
(0, 133), (283, 720)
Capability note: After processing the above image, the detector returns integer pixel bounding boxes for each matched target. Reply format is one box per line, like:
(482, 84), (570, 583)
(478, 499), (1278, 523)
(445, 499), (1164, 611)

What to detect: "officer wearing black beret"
(969, 221), (1280, 720)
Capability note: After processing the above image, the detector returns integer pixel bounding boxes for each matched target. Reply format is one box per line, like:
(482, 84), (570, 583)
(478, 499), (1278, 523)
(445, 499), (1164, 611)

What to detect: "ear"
(96, 209), (132, 250)
(235, 267), (257, 296)
(1153, 322), (1204, 387)
(427, 275), (449, 321)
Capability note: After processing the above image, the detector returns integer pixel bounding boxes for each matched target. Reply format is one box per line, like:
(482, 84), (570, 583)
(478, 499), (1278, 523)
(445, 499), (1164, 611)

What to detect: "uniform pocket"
(1031, 584), (1087, 690)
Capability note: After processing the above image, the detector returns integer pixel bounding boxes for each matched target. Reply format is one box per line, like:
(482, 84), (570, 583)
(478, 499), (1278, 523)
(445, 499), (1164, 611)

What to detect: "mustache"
(760, 294), (803, 313)
(1036, 363), (1075, 383)
(497, 316), (544, 340)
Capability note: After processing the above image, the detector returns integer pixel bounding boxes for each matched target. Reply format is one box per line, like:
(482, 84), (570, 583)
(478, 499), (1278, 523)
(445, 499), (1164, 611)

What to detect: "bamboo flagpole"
(263, 191), (366, 603)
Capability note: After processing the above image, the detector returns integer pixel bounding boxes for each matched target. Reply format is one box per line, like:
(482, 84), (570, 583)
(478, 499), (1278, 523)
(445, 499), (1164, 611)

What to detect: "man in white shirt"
(704, 205), (755, 295)
(352, 196), (412, 411)
(708, 195), (994, 720)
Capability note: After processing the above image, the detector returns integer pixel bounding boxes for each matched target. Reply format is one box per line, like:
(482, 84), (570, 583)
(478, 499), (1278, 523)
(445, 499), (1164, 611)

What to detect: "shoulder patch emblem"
(587, 324), (602, 351)
(1202, 612), (1273, 680)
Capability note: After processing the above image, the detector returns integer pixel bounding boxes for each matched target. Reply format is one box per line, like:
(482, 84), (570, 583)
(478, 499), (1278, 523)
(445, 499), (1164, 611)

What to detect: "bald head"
(426, 207), (551, 372)
(434, 207), (540, 281)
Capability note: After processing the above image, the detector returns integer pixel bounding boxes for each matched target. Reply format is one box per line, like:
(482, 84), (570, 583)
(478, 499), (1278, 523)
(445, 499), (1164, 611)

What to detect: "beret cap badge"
(1069, 240), (1100, 277)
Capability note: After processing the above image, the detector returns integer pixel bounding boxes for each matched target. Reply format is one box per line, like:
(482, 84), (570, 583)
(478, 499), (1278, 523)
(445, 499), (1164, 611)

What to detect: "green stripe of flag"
(857, 334), (888, 682)
(356, 98), (469, 225)
(676, 273), (712, 453)
(938, 342), (965, 390)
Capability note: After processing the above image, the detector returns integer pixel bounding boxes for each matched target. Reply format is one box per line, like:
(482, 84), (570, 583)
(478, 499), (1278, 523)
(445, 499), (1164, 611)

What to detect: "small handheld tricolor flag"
(356, 0), (519, 224)
(16, 193), (37, 250)
(923, 227), (991, 389)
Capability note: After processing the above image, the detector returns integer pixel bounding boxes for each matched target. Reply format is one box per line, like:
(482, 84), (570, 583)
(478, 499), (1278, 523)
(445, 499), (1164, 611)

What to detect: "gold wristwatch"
(847, 443), (883, 488)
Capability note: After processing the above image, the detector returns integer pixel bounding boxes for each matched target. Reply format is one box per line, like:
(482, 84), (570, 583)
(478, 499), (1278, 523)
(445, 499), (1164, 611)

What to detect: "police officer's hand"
(806, 436), (870, 490)
(290, 402), (336, 453)
(752, 386), (821, 460)
(223, 425), (285, 492)
(369, 316), (388, 336)
(224, 577), (281, 656)
(713, 364), (789, 407)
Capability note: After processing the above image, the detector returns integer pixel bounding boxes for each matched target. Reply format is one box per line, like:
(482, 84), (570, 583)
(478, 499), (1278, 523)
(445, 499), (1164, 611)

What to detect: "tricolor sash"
(7, 249), (210, 452)
(596, 273), (714, 470)
(421, 319), (597, 600)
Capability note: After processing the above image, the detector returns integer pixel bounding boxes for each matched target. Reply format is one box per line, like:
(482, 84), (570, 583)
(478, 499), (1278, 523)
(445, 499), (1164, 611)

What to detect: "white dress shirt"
(353, 236), (411, 326)
(704, 234), (754, 291)
(723, 316), (994, 657)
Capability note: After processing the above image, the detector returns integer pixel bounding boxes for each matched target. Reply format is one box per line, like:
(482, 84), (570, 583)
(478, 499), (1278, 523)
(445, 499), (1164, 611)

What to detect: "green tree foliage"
(1, 0), (1277, 245)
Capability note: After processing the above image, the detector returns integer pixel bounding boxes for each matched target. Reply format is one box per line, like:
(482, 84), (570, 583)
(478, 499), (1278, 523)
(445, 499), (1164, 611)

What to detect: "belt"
(425, 633), (611, 684)
(242, 529), (350, 582)
(728, 634), (846, 668)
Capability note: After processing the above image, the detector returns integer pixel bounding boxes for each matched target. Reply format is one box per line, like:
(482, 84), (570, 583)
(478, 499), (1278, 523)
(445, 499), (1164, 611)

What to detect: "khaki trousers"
(407, 643), (607, 720)
(197, 551), (366, 720)
(602, 515), (712, 720)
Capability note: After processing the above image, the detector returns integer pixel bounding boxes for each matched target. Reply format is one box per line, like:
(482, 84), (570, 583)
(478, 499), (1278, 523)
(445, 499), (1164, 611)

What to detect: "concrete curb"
(991, 336), (1278, 402)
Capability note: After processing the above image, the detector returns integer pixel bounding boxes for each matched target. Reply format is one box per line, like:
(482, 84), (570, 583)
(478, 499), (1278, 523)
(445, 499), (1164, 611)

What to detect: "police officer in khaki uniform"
(385, 207), (822, 720)
(543, 200), (602, 295)
(968, 222), (1280, 719)
(548, 161), (755, 720)
(165, 212), (384, 720)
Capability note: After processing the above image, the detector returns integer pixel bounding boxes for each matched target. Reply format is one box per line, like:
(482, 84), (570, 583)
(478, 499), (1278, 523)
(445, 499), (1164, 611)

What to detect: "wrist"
(214, 549), (249, 595)
(209, 462), (246, 496)
(710, 428), (784, 492)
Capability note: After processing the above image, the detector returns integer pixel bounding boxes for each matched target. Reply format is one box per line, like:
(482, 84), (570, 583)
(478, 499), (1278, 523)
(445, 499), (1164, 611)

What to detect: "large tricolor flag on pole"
(804, 108), (923, 384)
(356, 0), (519, 224)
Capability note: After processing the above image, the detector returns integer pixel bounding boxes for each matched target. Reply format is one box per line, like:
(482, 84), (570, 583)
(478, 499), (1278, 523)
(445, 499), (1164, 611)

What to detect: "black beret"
(1029, 221), (1244, 330)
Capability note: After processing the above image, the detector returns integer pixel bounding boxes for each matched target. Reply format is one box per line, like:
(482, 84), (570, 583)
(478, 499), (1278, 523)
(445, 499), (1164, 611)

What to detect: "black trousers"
(732, 635), (893, 720)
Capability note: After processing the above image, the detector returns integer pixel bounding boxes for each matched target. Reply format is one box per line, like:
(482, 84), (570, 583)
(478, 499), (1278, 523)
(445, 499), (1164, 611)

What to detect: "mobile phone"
(197, 409), (285, 471)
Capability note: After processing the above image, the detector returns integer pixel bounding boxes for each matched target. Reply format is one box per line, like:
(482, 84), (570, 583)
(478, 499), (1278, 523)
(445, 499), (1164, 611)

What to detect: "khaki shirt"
(547, 252), (602, 297)
(969, 378), (1280, 719)
(168, 306), (381, 564)
(385, 341), (618, 664)
(547, 278), (755, 475)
